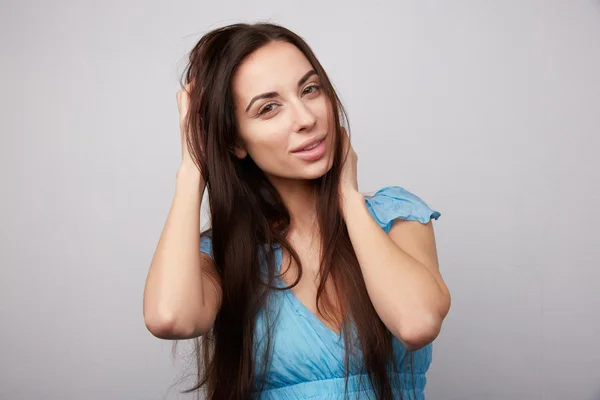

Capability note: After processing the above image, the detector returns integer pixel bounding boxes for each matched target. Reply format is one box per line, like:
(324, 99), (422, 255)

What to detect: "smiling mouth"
(292, 136), (326, 153)
(291, 136), (327, 162)
(299, 139), (323, 151)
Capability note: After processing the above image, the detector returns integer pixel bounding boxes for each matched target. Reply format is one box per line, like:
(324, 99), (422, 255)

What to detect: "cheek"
(244, 125), (289, 165)
(312, 96), (331, 122)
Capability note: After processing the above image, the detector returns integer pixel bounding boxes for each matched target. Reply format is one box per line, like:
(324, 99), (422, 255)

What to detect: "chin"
(299, 157), (334, 180)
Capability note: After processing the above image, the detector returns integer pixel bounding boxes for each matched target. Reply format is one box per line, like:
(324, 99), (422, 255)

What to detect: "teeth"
(303, 140), (322, 151)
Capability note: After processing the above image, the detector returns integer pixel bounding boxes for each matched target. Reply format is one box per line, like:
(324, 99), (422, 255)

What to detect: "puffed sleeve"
(365, 186), (441, 234)
(200, 232), (214, 260)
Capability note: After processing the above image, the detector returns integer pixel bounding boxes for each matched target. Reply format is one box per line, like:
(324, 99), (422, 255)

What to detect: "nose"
(291, 100), (316, 133)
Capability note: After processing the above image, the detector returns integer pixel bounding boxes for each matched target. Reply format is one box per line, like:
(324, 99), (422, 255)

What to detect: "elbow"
(393, 313), (444, 351)
(144, 310), (180, 340)
(393, 293), (451, 351)
(145, 314), (178, 340)
(144, 309), (201, 340)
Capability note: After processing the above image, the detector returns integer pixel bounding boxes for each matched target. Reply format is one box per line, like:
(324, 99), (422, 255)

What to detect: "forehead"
(233, 41), (314, 100)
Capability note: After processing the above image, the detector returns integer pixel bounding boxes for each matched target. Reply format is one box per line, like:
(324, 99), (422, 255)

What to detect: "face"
(232, 41), (336, 183)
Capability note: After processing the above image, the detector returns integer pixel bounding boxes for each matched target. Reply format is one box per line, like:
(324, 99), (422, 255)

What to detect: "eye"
(258, 103), (278, 116)
(303, 84), (320, 95)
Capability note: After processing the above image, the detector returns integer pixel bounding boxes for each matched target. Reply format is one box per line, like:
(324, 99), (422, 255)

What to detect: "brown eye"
(303, 84), (320, 95)
(258, 103), (277, 115)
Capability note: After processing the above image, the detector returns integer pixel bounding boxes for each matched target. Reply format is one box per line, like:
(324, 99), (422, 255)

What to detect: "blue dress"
(200, 186), (441, 399)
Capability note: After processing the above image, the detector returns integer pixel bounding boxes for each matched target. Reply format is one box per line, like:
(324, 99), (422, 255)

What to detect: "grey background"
(1, 0), (599, 399)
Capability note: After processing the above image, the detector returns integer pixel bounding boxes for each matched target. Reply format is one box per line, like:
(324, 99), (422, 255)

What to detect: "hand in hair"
(176, 82), (204, 180)
(339, 126), (360, 217)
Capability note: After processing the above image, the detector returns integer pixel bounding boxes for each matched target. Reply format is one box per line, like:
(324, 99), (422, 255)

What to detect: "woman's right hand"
(176, 83), (196, 165)
(176, 83), (204, 181)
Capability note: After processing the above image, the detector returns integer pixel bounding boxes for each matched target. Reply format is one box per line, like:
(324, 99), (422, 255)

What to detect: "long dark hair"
(173, 22), (412, 399)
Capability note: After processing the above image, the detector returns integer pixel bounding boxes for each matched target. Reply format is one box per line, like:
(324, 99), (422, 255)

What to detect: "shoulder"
(364, 185), (441, 234)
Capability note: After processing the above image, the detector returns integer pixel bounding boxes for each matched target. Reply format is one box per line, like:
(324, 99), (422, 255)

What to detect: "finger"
(340, 126), (350, 152)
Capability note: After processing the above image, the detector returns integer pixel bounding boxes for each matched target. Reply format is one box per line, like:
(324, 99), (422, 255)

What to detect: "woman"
(143, 22), (450, 399)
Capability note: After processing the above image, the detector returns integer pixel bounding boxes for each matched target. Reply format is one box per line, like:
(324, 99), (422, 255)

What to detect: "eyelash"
(258, 84), (321, 116)
(303, 83), (320, 95)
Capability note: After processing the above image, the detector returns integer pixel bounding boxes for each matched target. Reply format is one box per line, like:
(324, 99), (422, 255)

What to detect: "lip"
(291, 136), (327, 162)
(291, 135), (327, 153)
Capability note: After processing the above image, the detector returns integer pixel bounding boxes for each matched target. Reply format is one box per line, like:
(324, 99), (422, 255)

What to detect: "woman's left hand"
(339, 126), (362, 217)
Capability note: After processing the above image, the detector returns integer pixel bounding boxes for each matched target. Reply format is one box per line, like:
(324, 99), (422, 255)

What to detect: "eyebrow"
(245, 70), (318, 113)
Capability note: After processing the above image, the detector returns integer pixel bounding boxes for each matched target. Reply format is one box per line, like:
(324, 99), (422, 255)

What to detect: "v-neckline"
(274, 246), (344, 341)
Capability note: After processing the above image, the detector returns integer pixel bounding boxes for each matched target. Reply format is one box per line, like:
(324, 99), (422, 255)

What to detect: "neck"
(269, 177), (319, 237)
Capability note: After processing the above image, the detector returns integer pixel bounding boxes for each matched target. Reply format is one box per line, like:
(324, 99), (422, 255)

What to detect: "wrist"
(176, 162), (205, 189)
(341, 189), (364, 219)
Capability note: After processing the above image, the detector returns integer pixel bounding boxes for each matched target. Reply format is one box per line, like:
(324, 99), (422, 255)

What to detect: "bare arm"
(342, 191), (450, 351)
(143, 85), (222, 340)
